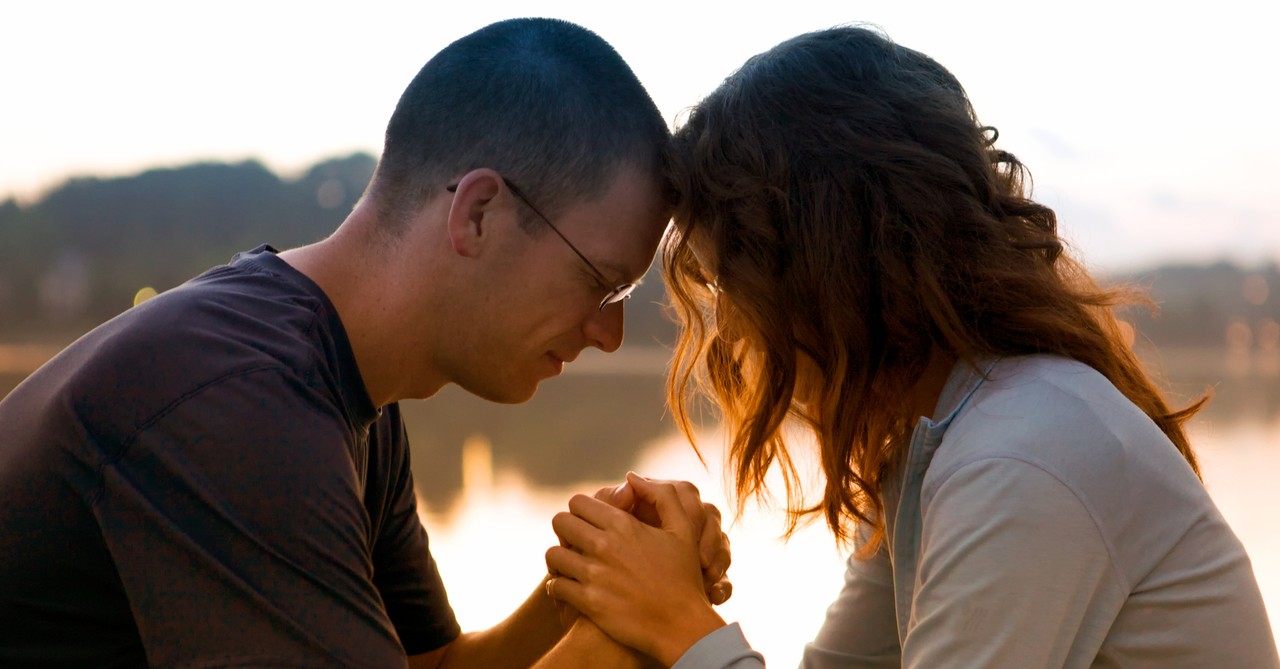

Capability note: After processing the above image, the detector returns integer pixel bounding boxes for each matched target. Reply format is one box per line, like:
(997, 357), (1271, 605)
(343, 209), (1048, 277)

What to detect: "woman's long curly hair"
(662, 26), (1204, 548)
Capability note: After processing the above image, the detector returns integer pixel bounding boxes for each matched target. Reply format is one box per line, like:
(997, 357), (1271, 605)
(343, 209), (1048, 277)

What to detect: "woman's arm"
(799, 520), (900, 668)
(902, 457), (1122, 667)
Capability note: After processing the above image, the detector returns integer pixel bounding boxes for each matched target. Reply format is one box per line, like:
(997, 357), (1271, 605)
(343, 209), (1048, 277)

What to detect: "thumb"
(594, 482), (635, 511)
(626, 472), (693, 536)
(611, 482), (636, 511)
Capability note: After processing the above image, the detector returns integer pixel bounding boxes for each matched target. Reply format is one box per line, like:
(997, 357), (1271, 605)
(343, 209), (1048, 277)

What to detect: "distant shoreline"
(0, 343), (65, 375)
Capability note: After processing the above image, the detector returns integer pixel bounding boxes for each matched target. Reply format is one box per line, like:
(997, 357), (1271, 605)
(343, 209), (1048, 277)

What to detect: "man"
(0, 18), (727, 668)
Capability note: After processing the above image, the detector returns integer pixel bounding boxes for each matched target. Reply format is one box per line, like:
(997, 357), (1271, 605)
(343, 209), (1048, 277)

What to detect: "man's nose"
(584, 301), (625, 353)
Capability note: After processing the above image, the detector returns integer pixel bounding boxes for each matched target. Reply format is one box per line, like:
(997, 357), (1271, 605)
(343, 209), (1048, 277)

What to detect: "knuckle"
(704, 502), (723, 520)
(575, 531), (605, 557)
(581, 587), (602, 614)
(590, 533), (614, 557)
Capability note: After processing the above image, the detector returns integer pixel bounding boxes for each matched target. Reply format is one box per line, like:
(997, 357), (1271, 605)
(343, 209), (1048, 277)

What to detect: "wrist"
(651, 605), (726, 668)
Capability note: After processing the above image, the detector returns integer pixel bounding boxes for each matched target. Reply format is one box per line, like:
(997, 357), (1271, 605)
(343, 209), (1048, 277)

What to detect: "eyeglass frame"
(445, 178), (636, 311)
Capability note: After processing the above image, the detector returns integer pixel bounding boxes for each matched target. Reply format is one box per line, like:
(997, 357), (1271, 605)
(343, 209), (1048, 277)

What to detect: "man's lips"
(548, 351), (579, 365)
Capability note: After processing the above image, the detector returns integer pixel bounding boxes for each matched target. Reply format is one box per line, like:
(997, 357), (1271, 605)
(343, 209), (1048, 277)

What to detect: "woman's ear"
(445, 168), (505, 257)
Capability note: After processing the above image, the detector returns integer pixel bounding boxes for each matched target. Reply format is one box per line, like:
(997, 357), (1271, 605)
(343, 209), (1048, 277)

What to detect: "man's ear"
(445, 169), (505, 257)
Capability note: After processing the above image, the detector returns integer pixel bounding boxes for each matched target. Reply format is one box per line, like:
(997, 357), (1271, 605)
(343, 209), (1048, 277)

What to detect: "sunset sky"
(3, 0), (1275, 271)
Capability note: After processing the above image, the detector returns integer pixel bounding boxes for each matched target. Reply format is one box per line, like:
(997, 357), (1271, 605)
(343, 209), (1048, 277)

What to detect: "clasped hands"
(544, 472), (733, 666)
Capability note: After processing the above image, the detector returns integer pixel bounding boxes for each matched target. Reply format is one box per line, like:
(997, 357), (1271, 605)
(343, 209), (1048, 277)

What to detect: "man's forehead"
(564, 171), (668, 282)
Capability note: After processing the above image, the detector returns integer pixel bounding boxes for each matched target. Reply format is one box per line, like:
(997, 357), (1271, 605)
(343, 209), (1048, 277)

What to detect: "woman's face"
(686, 235), (739, 346)
(684, 230), (718, 292)
(685, 230), (825, 409)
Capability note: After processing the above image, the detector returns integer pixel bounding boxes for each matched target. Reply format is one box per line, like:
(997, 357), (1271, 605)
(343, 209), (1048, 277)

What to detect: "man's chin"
(462, 378), (542, 405)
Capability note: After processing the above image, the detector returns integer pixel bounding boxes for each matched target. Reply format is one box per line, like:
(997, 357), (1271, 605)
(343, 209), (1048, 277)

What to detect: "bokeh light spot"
(133, 286), (158, 307)
(1243, 275), (1269, 306)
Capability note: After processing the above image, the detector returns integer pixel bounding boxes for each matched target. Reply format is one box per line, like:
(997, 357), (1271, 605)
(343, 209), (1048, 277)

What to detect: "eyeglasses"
(446, 179), (636, 311)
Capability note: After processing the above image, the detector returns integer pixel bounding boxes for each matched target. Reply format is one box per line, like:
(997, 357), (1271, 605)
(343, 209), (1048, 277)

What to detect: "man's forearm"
(431, 576), (568, 669)
(418, 575), (655, 669)
(533, 617), (657, 669)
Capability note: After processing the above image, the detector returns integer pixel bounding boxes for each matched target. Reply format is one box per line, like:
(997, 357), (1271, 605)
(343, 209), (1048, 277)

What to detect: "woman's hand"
(546, 472), (728, 666)
(592, 477), (733, 605)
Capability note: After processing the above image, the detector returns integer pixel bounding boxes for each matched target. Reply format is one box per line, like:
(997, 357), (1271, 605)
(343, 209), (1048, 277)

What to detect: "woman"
(543, 26), (1279, 668)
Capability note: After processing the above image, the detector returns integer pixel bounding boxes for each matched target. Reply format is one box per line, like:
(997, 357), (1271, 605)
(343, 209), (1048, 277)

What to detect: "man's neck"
(278, 211), (444, 407)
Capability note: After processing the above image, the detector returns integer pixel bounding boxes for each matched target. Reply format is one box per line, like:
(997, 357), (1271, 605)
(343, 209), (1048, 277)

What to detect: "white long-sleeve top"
(674, 355), (1278, 669)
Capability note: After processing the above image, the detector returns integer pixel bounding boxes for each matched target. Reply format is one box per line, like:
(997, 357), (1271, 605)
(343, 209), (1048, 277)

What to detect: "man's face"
(447, 167), (670, 403)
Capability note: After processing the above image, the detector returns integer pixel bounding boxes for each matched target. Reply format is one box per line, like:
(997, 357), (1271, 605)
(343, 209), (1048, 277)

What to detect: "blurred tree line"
(0, 153), (677, 347)
(1120, 262), (1279, 350)
(2, 152), (1277, 350)
(0, 153), (376, 339)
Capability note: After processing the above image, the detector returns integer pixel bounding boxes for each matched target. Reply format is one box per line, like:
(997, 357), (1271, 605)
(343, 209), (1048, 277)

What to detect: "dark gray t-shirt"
(0, 246), (460, 667)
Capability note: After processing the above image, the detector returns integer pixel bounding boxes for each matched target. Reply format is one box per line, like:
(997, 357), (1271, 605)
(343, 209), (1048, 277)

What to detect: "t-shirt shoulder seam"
(89, 362), (295, 506)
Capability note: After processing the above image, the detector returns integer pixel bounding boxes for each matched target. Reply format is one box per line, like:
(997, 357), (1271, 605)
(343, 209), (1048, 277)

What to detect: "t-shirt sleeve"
(903, 457), (1124, 668)
(91, 368), (417, 668)
(366, 406), (460, 654)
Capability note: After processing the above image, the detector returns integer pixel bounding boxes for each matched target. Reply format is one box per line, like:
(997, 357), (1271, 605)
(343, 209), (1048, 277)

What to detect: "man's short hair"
(367, 18), (669, 230)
